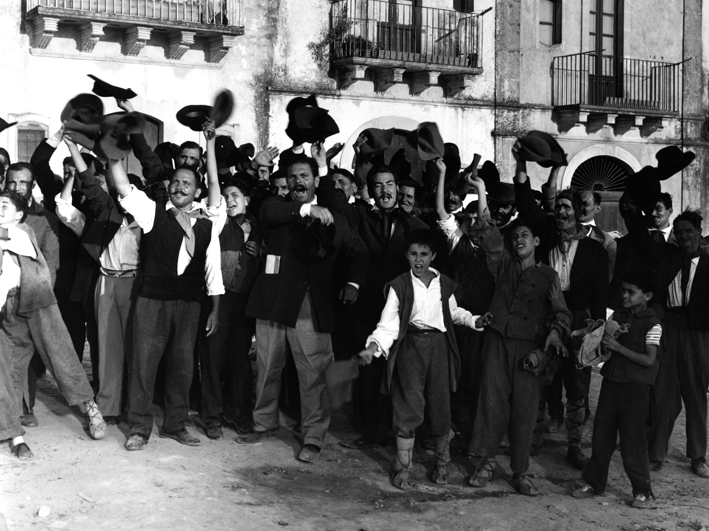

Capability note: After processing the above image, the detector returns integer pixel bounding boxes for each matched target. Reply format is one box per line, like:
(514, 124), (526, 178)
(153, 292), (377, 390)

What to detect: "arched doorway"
(570, 155), (633, 233)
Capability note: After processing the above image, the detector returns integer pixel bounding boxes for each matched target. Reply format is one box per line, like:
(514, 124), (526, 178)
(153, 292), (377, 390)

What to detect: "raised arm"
(434, 158), (448, 220)
(108, 158), (133, 198)
(202, 119), (220, 208)
(30, 126), (64, 211)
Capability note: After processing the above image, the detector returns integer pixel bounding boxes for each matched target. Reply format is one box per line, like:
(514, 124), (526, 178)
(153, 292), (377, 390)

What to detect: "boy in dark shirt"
(359, 229), (482, 490)
(572, 267), (662, 508)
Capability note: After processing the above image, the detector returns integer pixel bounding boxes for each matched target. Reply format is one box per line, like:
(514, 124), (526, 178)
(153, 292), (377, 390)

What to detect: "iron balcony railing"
(330, 0), (483, 69)
(552, 52), (681, 113)
(28, 0), (242, 27)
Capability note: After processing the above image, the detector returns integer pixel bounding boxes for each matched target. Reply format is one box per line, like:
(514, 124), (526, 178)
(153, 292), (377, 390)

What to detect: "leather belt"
(100, 268), (139, 278)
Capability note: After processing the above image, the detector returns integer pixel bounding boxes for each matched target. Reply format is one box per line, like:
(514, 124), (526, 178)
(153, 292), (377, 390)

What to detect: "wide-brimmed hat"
(525, 131), (567, 167)
(406, 122), (444, 161)
(478, 160), (500, 188)
(215, 136), (236, 169)
(176, 90), (234, 132)
(98, 112), (146, 160)
(516, 134), (552, 163)
(291, 107), (339, 144)
(0, 118), (18, 135)
(656, 145), (696, 181)
(63, 119), (101, 139)
(625, 166), (661, 217)
(88, 74), (137, 100)
(211, 89), (234, 129)
(360, 128), (394, 161)
(228, 143), (255, 171)
(444, 142), (461, 182)
(389, 148), (413, 183)
(60, 93), (104, 124)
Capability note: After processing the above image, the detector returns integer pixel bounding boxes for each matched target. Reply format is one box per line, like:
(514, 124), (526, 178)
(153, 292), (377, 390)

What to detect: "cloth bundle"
(571, 318), (630, 368)
(522, 348), (560, 382)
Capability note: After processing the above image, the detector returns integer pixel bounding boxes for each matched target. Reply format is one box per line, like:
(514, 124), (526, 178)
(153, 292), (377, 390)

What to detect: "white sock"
(12, 436), (25, 446)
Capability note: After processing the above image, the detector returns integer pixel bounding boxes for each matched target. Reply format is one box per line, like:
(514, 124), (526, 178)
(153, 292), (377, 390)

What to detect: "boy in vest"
(359, 229), (482, 490)
(572, 267), (662, 508)
(467, 215), (571, 497)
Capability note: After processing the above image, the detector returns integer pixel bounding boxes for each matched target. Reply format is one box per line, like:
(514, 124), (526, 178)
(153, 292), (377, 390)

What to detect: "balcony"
(329, 0), (486, 96)
(552, 52), (682, 135)
(26, 0), (244, 62)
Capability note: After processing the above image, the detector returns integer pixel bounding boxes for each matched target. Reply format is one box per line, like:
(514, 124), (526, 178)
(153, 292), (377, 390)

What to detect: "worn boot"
(431, 429), (455, 484)
(391, 436), (415, 490)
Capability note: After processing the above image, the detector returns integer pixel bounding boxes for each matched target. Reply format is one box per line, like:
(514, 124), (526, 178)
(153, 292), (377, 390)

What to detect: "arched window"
(571, 155), (632, 232)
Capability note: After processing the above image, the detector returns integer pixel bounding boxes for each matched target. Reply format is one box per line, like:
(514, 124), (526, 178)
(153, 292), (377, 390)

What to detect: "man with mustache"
(240, 151), (368, 464)
(513, 142), (608, 470)
(110, 122), (224, 451)
(318, 154), (427, 448)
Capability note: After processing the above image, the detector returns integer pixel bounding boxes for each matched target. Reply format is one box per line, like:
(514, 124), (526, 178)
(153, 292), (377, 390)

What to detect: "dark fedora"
(526, 131), (567, 168)
(228, 143), (255, 172)
(60, 93), (104, 124)
(98, 112), (146, 160)
(285, 94), (319, 144)
(478, 160), (500, 189)
(64, 130), (96, 153)
(211, 89), (234, 129)
(176, 105), (212, 132)
(625, 166), (661, 217)
(154, 141), (180, 170)
(656, 145), (696, 181)
(215, 136), (236, 169)
(360, 128), (394, 160)
(516, 134), (552, 163)
(63, 119), (101, 139)
(407, 122), (444, 161)
(444, 142), (462, 183)
(488, 181), (515, 205)
(0, 118), (17, 135)
(88, 74), (137, 100)
(292, 107), (339, 144)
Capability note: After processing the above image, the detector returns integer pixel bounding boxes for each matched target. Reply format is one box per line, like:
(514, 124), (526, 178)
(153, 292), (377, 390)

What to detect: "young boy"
(467, 217), (572, 496)
(359, 228), (482, 490)
(572, 267), (662, 508)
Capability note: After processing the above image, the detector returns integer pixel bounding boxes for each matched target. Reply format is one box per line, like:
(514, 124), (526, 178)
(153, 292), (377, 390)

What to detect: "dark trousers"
(352, 317), (390, 440)
(391, 331), (451, 439)
(547, 356), (592, 446)
(450, 325), (486, 437)
(649, 312), (709, 461)
(126, 297), (201, 438)
(199, 291), (255, 425)
(470, 330), (540, 475)
(583, 379), (653, 496)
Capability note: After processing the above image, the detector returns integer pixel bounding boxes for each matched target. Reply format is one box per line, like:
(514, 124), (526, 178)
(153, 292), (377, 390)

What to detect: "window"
(17, 124), (46, 163)
(539, 0), (562, 46)
(454, 0), (475, 12)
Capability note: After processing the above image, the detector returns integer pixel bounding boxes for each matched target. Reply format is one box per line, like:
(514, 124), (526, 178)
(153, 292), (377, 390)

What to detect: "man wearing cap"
(110, 122), (224, 450)
(513, 143), (608, 470)
(318, 152), (427, 448)
(240, 151), (369, 464)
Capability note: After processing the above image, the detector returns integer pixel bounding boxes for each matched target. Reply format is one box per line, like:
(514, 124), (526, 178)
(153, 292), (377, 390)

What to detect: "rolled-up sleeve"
(202, 196), (228, 236)
(54, 194), (86, 237)
(437, 214), (464, 251)
(449, 294), (483, 331)
(118, 185), (156, 233)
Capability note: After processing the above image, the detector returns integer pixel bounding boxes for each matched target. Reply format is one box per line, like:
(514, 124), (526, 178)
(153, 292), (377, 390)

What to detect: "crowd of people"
(0, 81), (707, 511)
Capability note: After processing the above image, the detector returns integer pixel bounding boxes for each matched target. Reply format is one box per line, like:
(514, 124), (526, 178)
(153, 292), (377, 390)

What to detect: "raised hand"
(116, 99), (135, 113)
(253, 146), (279, 168)
(311, 141), (327, 169)
(202, 119), (216, 141)
(309, 205), (334, 226)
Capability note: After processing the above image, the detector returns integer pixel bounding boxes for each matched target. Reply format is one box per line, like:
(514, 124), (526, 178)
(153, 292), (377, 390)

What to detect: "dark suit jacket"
(26, 201), (60, 287)
(515, 179), (608, 321)
(316, 174), (427, 321)
(654, 244), (709, 330)
(246, 198), (369, 332)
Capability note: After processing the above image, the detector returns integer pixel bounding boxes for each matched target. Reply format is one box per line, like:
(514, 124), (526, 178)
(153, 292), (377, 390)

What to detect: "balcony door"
(588, 0), (623, 105)
(376, 0), (418, 59)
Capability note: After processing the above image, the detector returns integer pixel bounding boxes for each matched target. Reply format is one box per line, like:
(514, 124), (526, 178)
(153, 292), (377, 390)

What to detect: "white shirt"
(437, 213), (468, 252)
(549, 239), (579, 292)
(649, 226), (672, 242)
(119, 186), (225, 297)
(55, 194), (142, 273)
(366, 269), (480, 357)
(0, 226), (37, 310)
(667, 256), (700, 307)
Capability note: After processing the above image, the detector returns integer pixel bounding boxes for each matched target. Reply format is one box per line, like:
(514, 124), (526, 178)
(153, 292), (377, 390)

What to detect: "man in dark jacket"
(240, 154), (369, 464)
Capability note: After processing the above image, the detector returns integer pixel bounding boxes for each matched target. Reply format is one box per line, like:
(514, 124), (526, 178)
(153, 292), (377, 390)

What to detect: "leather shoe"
(631, 493), (656, 508)
(205, 425), (223, 440)
(104, 416), (121, 426)
(691, 458), (709, 478)
(159, 428), (200, 446)
(510, 474), (540, 497)
(297, 444), (321, 464)
(235, 427), (279, 444)
(571, 484), (595, 499)
(125, 433), (149, 451)
(650, 461), (663, 472)
(21, 413), (38, 428)
(222, 414), (254, 436)
(567, 446), (589, 471)
(12, 442), (34, 461)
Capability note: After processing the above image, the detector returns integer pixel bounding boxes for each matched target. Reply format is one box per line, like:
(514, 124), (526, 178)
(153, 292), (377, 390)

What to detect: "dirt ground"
(1, 362), (708, 531)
